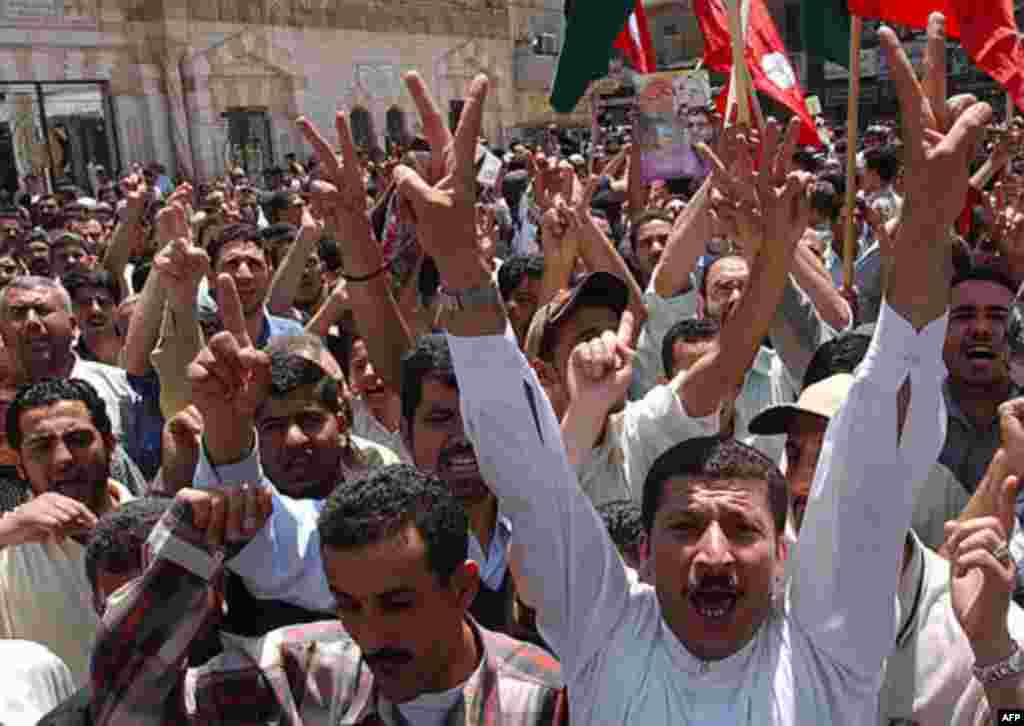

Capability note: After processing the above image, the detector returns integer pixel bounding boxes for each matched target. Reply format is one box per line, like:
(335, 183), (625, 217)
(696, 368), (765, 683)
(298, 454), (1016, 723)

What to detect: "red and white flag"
(695, 0), (821, 146)
(613, 1), (656, 73)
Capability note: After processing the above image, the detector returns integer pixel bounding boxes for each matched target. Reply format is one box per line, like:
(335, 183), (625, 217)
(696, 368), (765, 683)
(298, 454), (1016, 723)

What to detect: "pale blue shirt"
(193, 437), (511, 611)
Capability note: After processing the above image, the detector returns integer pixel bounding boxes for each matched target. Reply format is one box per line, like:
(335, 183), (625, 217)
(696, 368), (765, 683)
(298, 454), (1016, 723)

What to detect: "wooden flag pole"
(727, 0), (751, 126)
(842, 15), (863, 293)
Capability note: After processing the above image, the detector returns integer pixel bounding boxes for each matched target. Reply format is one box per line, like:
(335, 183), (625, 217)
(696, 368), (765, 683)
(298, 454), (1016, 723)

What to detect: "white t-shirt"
(0, 640), (76, 725)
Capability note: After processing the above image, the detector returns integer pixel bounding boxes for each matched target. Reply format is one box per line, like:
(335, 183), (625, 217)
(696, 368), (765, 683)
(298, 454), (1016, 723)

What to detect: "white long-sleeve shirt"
(447, 299), (948, 726)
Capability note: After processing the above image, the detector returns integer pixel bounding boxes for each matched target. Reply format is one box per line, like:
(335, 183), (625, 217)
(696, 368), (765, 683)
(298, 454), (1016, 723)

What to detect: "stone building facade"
(0, 0), (588, 187)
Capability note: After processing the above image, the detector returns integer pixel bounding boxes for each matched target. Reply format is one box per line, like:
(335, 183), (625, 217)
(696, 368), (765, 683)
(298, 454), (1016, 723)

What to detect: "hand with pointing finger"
(187, 274), (271, 465)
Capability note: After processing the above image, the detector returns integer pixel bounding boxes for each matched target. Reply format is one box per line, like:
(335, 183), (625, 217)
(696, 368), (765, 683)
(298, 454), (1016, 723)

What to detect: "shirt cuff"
(858, 300), (949, 394)
(445, 322), (521, 377)
(195, 431), (263, 489)
(146, 501), (223, 582)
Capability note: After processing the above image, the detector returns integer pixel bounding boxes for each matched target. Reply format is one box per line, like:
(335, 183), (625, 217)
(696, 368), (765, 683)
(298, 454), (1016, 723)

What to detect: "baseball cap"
(524, 271), (629, 360)
(747, 373), (855, 435)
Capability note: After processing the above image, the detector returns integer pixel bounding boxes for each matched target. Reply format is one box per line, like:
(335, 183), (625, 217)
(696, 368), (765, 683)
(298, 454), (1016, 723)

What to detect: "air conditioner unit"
(533, 33), (558, 56)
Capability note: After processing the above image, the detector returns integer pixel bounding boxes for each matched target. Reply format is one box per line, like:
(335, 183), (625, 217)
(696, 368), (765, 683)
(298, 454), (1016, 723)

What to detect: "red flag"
(694, 0), (820, 146)
(613, 1), (656, 73)
(956, 1), (1024, 113)
(847, 1), (961, 37)
(850, 0), (1024, 114)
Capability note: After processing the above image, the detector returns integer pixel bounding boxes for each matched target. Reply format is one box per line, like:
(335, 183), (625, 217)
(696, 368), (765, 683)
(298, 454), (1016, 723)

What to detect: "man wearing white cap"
(749, 375), (1024, 724)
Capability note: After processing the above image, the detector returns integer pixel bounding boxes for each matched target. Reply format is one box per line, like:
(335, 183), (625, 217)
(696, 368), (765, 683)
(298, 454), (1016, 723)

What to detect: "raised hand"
(154, 204), (211, 311)
(698, 117), (811, 261)
(944, 473), (1019, 661)
(186, 274), (271, 463)
(173, 485), (273, 549)
(393, 73), (490, 285)
(1, 492), (98, 548)
(566, 311), (636, 417)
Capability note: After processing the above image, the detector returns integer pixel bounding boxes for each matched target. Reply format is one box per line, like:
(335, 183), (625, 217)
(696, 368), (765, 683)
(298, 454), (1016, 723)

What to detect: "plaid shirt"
(91, 499), (568, 726)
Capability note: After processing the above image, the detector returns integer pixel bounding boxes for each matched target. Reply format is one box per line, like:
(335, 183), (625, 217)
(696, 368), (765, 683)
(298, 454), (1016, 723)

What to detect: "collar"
(357, 618), (501, 725)
(750, 345), (776, 378)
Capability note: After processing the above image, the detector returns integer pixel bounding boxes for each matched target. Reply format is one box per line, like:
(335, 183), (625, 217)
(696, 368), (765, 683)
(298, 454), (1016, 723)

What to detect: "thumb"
(617, 309), (636, 348)
(393, 164), (435, 217)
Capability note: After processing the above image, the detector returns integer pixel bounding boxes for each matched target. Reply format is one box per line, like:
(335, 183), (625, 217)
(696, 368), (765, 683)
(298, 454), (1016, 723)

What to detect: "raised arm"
(680, 120), (814, 418)
(396, 72), (632, 679)
(265, 208), (320, 316)
(790, 26), (990, 680)
(297, 113), (412, 390)
(102, 175), (149, 301)
(91, 487), (273, 725)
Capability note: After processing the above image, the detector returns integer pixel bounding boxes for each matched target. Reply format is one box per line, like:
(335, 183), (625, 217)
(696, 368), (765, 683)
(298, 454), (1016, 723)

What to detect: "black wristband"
(340, 264), (389, 283)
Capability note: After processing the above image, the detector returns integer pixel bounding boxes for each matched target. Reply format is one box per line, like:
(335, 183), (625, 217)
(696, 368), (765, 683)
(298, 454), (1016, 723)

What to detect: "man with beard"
(89, 469), (566, 725)
(940, 266), (1021, 498)
(188, 279), (523, 635)
(62, 270), (121, 366)
(0, 379), (133, 685)
(404, 26), (981, 722)
(202, 223), (304, 347)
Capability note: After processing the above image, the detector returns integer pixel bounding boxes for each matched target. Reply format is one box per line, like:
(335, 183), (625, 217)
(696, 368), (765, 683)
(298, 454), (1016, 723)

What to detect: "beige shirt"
(0, 480), (132, 686)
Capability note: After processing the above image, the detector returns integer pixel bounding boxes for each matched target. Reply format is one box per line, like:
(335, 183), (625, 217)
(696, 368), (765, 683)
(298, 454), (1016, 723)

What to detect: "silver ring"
(992, 542), (1012, 565)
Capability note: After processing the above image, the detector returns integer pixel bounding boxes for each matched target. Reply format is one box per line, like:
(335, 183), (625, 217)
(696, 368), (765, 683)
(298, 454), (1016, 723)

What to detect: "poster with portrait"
(634, 69), (713, 184)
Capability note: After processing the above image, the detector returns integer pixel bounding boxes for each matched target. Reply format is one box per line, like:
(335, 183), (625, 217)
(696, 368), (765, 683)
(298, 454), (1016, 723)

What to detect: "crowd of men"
(1, 20), (1024, 726)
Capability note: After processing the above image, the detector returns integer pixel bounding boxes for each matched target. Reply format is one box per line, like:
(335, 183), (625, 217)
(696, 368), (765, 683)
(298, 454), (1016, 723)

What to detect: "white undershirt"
(394, 659), (482, 726)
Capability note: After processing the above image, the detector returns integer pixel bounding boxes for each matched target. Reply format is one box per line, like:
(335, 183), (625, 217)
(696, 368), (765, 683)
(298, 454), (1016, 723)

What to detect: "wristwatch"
(438, 281), (502, 311)
(972, 640), (1024, 685)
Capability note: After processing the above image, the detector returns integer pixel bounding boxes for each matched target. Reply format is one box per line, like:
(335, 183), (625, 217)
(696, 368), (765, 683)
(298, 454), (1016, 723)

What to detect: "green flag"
(550, 0), (634, 113)
(802, 0), (852, 69)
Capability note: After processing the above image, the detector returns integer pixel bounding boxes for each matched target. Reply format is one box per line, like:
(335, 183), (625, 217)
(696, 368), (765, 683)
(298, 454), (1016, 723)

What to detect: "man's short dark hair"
(84, 497), (172, 593)
(7, 378), (113, 451)
(864, 145), (901, 184)
(629, 210), (673, 254)
(661, 317), (719, 378)
(131, 262), (151, 295)
(206, 223), (267, 268)
(318, 238), (343, 273)
(596, 499), (644, 554)
(802, 332), (872, 389)
(400, 334), (457, 426)
(810, 181), (840, 223)
(318, 464), (468, 586)
(62, 268), (122, 306)
(642, 436), (788, 535)
(497, 254), (544, 301)
(951, 264), (1018, 298)
(266, 351), (342, 415)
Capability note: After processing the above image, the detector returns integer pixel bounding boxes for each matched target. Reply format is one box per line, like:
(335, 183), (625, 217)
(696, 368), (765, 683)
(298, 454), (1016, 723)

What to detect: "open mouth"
(965, 346), (996, 361)
(439, 446), (480, 478)
(689, 588), (739, 621)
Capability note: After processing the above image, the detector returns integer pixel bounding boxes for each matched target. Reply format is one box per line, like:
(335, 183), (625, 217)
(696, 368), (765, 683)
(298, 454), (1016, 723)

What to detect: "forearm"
(790, 301), (948, 676)
(91, 501), (215, 725)
(886, 217), (951, 331)
(102, 221), (138, 299)
(342, 227), (413, 389)
(627, 146), (649, 223)
(560, 400), (609, 468)
(305, 293), (347, 338)
(577, 220), (646, 326)
(651, 178), (710, 298)
(680, 249), (791, 417)
(791, 247), (851, 330)
(973, 634), (1024, 714)
(153, 303), (203, 420)
(266, 228), (313, 316)
(448, 326), (630, 676)
(120, 260), (167, 375)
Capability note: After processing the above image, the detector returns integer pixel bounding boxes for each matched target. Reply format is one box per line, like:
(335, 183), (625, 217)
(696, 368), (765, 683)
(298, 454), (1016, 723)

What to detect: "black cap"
(524, 271), (630, 360)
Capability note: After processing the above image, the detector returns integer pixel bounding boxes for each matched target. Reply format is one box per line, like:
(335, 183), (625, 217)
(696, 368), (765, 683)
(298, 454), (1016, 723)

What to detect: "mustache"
(364, 648), (413, 666)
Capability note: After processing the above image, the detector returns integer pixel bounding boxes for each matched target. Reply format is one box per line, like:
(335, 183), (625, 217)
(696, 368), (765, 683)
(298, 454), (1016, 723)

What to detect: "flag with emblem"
(694, 0), (820, 145)
(550, 0), (656, 113)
